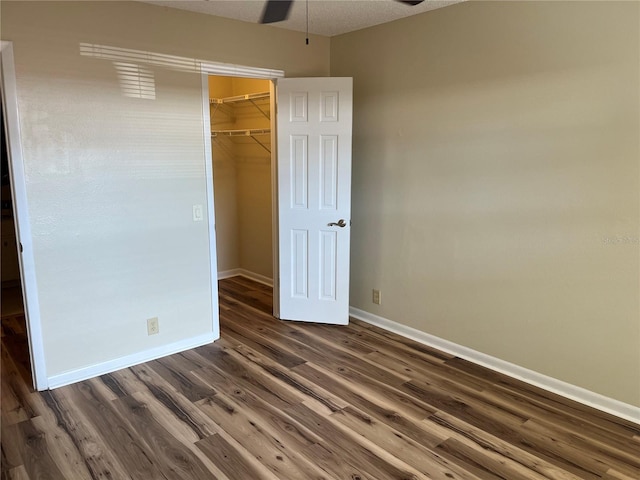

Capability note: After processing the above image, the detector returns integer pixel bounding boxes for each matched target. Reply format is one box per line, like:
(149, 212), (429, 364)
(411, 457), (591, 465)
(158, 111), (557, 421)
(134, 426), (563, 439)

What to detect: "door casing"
(1, 41), (48, 390)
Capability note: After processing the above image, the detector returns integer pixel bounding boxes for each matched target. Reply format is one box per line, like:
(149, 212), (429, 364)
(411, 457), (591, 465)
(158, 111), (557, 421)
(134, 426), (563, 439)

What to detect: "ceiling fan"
(260, 0), (425, 24)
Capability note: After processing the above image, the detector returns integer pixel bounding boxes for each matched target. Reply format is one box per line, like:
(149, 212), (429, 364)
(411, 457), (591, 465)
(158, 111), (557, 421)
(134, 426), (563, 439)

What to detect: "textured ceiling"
(140, 0), (463, 37)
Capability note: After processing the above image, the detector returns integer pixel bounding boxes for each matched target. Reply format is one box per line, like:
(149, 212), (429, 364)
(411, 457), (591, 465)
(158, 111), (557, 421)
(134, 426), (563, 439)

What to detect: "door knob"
(328, 219), (347, 228)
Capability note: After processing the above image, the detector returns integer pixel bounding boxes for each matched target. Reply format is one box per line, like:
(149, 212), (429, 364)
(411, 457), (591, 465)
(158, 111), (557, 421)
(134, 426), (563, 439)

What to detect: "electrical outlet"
(147, 317), (159, 335)
(372, 289), (381, 305)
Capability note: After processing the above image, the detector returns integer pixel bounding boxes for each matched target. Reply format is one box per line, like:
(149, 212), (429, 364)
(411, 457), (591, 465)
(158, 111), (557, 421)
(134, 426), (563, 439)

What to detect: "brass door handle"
(328, 219), (347, 228)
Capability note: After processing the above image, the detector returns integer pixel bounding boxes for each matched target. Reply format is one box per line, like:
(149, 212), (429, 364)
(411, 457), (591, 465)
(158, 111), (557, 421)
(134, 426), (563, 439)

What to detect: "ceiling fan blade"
(260, 0), (294, 24)
(397, 0), (425, 5)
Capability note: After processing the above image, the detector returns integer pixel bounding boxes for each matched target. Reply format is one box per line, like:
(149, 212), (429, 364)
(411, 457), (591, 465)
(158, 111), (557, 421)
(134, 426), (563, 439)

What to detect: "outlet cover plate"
(372, 289), (381, 305)
(147, 317), (159, 335)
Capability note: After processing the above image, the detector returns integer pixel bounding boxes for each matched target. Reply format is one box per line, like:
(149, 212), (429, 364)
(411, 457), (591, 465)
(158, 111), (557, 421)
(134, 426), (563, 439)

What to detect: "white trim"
(218, 269), (273, 287)
(47, 332), (216, 389)
(218, 268), (243, 280)
(0, 41), (48, 390)
(237, 269), (273, 287)
(201, 74), (220, 341)
(270, 79), (280, 318)
(349, 307), (640, 425)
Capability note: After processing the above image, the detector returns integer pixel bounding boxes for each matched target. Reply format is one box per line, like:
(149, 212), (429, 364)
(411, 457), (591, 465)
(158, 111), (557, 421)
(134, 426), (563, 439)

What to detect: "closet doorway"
(206, 73), (353, 326)
(209, 75), (276, 306)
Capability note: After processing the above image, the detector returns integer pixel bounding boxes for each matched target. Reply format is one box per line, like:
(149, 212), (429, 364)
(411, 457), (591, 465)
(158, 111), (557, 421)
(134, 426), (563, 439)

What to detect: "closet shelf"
(209, 92), (270, 105)
(211, 128), (271, 137)
(211, 128), (271, 154)
(210, 92), (270, 120)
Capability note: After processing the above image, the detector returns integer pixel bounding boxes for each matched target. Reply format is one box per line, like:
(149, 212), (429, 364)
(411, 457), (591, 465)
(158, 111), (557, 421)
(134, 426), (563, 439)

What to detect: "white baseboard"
(47, 332), (217, 390)
(218, 269), (273, 287)
(349, 307), (640, 425)
(218, 268), (243, 280)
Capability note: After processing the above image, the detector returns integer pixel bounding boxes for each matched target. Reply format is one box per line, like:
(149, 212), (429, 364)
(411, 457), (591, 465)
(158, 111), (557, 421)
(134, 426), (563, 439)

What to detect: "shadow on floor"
(1, 285), (32, 386)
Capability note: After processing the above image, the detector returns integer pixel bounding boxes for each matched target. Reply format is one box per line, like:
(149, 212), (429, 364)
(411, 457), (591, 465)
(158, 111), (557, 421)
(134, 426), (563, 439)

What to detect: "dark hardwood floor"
(2, 276), (639, 479)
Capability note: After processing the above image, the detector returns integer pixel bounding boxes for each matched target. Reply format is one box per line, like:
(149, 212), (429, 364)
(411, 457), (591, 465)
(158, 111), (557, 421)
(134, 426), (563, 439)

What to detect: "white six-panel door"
(277, 78), (353, 324)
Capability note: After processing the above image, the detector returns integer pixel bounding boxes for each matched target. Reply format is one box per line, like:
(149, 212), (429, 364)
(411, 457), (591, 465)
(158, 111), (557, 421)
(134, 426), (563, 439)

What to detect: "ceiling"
(140, 0), (463, 37)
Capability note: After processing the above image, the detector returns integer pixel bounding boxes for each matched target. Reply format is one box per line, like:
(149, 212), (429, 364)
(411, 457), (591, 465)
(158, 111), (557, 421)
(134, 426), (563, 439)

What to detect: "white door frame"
(200, 62), (284, 318)
(269, 79), (281, 318)
(1, 41), (48, 390)
(200, 73), (220, 341)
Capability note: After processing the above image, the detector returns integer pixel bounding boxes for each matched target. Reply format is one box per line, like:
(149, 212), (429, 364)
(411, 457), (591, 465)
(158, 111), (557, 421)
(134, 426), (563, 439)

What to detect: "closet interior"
(209, 76), (273, 288)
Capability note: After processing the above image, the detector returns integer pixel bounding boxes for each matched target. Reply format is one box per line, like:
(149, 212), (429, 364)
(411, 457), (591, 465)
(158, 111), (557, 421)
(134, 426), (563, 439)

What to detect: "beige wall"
(209, 76), (240, 273)
(1, 1), (329, 380)
(233, 78), (273, 278)
(236, 156), (273, 278)
(331, 1), (640, 406)
(0, 1), (330, 77)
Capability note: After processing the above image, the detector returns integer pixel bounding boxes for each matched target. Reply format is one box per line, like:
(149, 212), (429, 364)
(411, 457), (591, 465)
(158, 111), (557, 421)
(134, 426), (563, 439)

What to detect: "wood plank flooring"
(2, 276), (639, 479)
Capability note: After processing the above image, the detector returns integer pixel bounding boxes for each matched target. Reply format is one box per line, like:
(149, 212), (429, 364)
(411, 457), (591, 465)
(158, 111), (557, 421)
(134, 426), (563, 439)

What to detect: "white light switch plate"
(193, 204), (203, 222)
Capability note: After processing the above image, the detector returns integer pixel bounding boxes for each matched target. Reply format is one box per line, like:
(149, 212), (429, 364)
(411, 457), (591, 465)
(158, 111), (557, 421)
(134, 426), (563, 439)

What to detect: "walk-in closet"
(209, 76), (273, 289)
